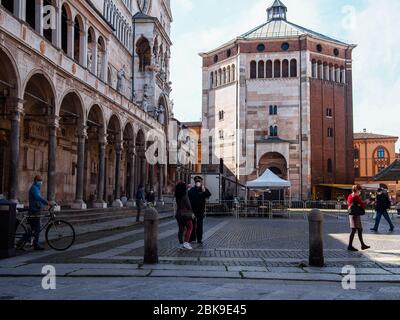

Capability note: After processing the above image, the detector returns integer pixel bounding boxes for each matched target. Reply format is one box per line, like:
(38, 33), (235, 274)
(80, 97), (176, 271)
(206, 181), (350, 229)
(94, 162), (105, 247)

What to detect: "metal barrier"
(202, 199), (400, 221)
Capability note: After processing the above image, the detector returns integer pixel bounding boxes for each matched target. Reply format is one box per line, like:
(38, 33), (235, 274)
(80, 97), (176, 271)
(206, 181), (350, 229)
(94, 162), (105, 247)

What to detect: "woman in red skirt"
(347, 185), (371, 252)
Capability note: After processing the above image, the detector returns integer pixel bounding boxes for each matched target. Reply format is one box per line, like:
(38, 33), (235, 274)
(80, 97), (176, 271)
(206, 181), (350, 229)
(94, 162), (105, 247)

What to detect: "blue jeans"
(27, 216), (41, 246)
(373, 211), (394, 231)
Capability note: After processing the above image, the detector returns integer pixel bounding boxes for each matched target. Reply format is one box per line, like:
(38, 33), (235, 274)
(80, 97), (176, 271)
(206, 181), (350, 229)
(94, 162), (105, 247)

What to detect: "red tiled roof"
(354, 132), (399, 140)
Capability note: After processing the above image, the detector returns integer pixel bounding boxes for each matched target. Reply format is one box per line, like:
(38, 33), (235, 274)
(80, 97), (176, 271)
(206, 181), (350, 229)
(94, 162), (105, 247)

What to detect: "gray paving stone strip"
(86, 219), (231, 260)
(149, 270), (242, 279)
(0, 219), (176, 268)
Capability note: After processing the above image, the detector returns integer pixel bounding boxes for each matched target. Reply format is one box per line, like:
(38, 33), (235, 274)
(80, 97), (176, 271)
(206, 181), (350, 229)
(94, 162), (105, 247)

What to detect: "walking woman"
(175, 182), (194, 250)
(347, 185), (371, 252)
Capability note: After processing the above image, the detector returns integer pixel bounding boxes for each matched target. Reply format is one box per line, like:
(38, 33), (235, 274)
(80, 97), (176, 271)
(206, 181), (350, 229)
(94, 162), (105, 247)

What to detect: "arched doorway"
(0, 47), (20, 200)
(259, 152), (288, 201)
(58, 92), (84, 207)
(86, 104), (105, 207)
(21, 72), (56, 203)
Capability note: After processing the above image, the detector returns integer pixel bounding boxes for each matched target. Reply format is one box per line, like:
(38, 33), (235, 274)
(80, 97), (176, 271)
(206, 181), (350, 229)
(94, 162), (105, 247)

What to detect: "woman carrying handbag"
(347, 185), (371, 252)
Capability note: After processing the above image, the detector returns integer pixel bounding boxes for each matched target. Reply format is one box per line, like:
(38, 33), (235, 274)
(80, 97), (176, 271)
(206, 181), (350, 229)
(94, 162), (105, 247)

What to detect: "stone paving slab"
(267, 267), (307, 273)
(304, 267), (392, 275)
(242, 272), (343, 282)
(67, 269), (151, 277)
(141, 264), (227, 272)
(227, 266), (269, 272)
(149, 269), (241, 279)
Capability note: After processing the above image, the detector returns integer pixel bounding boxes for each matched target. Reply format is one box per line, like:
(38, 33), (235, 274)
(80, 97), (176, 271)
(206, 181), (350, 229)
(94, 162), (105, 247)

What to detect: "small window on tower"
(328, 128), (334, 138)
(227, 49), (232, 57)
(326, 108), (333, 117)
(214, 55), (219, 63)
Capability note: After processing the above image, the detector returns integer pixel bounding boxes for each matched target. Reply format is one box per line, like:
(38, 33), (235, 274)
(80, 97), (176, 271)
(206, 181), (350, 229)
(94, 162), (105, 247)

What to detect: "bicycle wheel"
(15, 220), (28, 250)
(45, 220), (75, 251)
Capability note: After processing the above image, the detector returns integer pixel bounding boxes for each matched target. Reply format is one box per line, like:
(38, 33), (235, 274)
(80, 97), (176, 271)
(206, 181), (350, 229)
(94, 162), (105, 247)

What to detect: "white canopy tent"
(246, 169), (291, 201)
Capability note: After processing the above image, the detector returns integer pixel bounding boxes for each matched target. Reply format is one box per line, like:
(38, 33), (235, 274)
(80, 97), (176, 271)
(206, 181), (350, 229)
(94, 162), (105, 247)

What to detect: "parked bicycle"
(15, 205), (76, 251)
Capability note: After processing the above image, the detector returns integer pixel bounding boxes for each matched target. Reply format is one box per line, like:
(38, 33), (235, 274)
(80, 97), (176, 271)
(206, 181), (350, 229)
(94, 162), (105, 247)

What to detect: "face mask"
(195, 182), (201, 188)
(37, 181), (43, 187)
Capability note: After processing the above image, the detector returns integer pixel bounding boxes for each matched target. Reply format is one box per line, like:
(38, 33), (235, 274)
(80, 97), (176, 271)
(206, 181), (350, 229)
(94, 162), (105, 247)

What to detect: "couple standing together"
(175, 176), (211, 250)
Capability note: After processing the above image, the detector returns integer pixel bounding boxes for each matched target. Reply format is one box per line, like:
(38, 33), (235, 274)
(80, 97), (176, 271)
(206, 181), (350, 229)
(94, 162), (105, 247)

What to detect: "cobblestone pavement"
(1, 213), (400, 300)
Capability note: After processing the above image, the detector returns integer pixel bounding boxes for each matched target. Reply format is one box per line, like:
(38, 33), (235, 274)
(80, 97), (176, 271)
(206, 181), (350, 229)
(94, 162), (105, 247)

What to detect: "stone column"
(51, 4), (60, 48)
(149, 165), (154, 190)
(67, 19), (74, 58)
(157, 164), (163, 202)
(6, 98), (23, 203)
(127, 147), (136, 208)
(72, 126), (87, 209)
(102, 40), (109, 82)
(35, 0), (44, 35)
(15, 0), (26, 20)
(47, 116), (59, 203)
(91, 41), (98, 75)
(94, 132), (107, 208)
(112, 142), (123, 207)
(80, 29), (87, 68)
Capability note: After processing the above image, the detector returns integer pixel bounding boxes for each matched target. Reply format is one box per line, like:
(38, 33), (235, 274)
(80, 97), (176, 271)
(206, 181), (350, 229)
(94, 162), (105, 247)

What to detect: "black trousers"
(194, 214), (204, 242)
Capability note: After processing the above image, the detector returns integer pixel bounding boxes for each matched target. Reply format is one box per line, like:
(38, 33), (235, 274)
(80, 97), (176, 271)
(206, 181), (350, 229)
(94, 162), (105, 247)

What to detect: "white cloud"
(170, 0), (323, 122)
(174, 0), (193, 13)
(347, 0), (400, 149)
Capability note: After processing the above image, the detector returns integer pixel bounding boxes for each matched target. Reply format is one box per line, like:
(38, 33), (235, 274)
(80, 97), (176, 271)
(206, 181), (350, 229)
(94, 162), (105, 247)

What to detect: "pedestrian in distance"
(396, 201), (400, 216)
(188, 176), (211, 245)
(135, 185), (145, 222)
(27, 175), (50, 251)
(370, 188), (395, 233)
(347, 185), (371, 252)
(175, 182), (195, 250)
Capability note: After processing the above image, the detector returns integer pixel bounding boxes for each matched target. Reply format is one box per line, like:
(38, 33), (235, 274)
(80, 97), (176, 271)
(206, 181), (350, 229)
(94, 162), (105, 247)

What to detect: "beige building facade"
(0, 0), (175, 208)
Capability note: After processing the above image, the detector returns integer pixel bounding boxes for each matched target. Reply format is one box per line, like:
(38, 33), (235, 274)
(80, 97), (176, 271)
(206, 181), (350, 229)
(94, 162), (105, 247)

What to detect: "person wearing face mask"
(371, 188), (395, 233)
(188, 176), (211, 245)
(28, 175), (49, 251)
(347, 185), (370, 252)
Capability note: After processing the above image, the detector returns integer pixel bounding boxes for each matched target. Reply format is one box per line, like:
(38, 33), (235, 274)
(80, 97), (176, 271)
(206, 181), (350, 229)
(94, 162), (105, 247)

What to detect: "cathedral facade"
(201, 0), (356, 200)
(0, 0), (177, 208)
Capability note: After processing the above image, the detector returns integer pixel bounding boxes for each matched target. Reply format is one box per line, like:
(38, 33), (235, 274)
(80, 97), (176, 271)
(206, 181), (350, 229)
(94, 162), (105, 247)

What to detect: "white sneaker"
(183, 242), (193, 250)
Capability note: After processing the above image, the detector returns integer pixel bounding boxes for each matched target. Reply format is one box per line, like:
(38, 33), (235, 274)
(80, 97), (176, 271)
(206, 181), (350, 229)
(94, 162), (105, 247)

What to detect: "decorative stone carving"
(117, 66), (126, 93)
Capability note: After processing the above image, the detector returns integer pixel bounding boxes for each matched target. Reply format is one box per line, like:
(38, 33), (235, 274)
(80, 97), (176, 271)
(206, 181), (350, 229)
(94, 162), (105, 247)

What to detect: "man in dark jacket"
(28, 175), (49, 250)
(188, 176), (211, 244)
(371, 188), (395, 232)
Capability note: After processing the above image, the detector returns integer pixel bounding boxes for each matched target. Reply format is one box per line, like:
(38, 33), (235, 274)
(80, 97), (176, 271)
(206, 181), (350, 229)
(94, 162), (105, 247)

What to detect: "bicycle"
(15, 205), (76, 251)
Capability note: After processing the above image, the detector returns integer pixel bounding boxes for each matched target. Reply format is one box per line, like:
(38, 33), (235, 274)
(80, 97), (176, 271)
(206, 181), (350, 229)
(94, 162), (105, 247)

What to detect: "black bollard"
(308, 209), (324, 267)
(143, 206), (159, 264)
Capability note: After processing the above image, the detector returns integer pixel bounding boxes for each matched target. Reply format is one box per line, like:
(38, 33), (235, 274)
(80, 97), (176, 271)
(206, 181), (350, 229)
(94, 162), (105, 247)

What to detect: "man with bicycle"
(28, 175), (49, 251)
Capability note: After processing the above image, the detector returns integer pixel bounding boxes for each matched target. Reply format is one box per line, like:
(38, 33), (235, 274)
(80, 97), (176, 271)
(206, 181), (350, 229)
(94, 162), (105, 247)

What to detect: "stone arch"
(136, 36), (151, 72)
(73, 14), (84, 64)
(22, 70), (57, 113)
(0, 45), (21, 98)
(97, 36), (107, 80)
(61, 2), (73, 55)
(107, 114), (123, 143)
(259, 152), (288, 179)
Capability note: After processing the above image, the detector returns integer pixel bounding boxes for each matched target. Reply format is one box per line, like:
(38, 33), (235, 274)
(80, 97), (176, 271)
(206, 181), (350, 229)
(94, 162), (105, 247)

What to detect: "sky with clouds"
(169, 0), (400, 150)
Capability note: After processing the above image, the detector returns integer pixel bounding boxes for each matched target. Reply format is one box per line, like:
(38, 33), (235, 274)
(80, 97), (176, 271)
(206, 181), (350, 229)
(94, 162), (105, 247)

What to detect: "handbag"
(348, 203), (365, 216)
